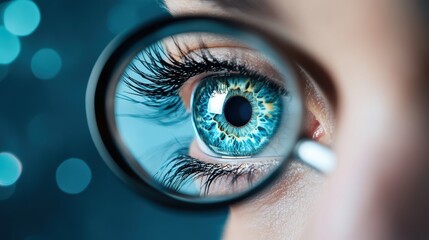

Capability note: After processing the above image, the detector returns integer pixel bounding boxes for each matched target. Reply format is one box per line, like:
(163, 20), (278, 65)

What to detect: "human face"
(164, 0), (429, 239)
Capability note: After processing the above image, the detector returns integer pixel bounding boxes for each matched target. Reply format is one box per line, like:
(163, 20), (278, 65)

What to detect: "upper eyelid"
(122, 38), (289, 126)
(122, 42), (265, 124)
(166, 35), (335, 107)
(164, 37), (285, 83)
(182, 47), (286, 87)
(162, 35), (287, 80)
(174, 47), (288, 110)
(163, 34), (250, 58)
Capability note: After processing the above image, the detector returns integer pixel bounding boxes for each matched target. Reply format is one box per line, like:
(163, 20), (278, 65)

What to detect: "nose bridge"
(316, 38), (429, 240)
(306, 65), (429, 240)
(329, 0), (426, 166)
(306, 7), (429, 236)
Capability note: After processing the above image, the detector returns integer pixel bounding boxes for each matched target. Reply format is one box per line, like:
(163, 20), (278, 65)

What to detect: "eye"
(116, 34), (328, 197)
(192, 75), (283, 157)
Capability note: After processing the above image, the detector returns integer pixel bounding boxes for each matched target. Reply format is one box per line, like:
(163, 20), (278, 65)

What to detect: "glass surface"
(105, 25), (304, 202)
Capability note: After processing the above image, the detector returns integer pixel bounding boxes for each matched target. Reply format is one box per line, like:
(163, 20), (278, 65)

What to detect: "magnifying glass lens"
(89, 18), (304, 205)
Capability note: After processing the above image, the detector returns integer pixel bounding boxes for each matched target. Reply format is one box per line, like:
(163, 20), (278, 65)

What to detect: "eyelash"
(156, 148), (280, 195)
(122, 40), (283, 124)
(121, 39), (281, 194)
(157, 150), (255, 195)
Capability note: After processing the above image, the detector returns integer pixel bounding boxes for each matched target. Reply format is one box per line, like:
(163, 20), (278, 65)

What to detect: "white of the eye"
(207, 91), (228, 114)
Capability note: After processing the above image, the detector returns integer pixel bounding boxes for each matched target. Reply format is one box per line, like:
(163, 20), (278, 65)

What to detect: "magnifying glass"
(86, 16), (336, 209)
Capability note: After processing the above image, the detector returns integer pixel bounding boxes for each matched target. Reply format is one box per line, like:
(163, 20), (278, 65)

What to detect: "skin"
(164, 0), (429, 239)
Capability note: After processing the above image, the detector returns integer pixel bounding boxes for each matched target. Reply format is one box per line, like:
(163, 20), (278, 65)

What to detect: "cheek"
(223, 162), (325, 240)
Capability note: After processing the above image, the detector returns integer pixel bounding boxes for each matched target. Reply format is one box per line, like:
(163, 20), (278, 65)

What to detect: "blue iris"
(192, 75), (283, 157)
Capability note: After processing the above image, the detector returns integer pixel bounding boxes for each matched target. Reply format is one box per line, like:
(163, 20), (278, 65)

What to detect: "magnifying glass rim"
(87, 15), (308, 209)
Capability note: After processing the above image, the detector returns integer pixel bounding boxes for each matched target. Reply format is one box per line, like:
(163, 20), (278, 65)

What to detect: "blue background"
(0, 0), (228, 239)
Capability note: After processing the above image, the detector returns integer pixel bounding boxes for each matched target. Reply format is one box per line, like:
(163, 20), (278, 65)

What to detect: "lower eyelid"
(156, 143), (278, 195)
(189, 140), (283, 186)
(189, 140), (280, 170)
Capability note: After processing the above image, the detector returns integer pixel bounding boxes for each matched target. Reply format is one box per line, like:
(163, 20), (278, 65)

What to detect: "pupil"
(223, 95), (252, 127)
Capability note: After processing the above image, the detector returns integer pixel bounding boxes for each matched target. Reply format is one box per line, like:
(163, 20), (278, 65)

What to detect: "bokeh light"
(0, 27), (21, 65)
(0, 152), (22, 186)
(3, 0), (41, 36)
(106, 3), (140, 34)
(31, 48), (62, 80)
(56, 158), (92, 194)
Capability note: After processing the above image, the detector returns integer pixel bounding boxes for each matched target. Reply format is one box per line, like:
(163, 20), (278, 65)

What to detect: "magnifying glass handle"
(294, 139), (336, 174)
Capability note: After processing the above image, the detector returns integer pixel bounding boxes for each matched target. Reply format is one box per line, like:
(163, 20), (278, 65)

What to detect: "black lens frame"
(86, 15), (334, 210)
